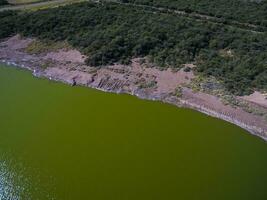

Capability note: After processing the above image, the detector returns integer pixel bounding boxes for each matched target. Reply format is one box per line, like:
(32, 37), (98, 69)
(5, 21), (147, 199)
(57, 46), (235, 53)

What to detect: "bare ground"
(240, 91), (267, 108)
(1, 35), (267, 141)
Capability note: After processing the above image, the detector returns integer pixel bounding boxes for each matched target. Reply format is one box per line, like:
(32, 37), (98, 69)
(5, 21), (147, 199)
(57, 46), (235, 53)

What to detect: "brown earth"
(240, 91), (267, 108)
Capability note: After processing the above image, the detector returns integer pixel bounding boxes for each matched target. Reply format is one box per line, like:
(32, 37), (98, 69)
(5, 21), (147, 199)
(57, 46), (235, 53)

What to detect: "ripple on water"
(0, 154), (57, 200)
(0, 157), (28, 200)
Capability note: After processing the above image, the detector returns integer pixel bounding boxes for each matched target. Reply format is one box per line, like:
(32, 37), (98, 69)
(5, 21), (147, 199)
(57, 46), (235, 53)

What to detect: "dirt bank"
(1, 35), (267, 141)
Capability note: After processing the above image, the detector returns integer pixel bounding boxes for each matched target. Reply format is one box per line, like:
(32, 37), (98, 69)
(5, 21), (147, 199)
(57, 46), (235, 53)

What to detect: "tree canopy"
(0, 2), (266, 95)
(122, 0), (267, 28)
(0, 0), (9, 6)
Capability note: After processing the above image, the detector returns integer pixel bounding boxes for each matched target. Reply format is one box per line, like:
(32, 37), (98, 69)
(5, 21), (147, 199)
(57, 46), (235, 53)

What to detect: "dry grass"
(25, 40), (71, 54)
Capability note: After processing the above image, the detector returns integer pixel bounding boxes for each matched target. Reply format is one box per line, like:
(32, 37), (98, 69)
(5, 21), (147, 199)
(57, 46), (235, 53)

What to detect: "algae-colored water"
(0, 64), (267, 200)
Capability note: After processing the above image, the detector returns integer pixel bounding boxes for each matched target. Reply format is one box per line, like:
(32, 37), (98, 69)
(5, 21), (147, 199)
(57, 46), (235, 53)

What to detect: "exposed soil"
(1, 35), (267, 141)
(241, 91), (267, 108)
(44, 49), (86, 63)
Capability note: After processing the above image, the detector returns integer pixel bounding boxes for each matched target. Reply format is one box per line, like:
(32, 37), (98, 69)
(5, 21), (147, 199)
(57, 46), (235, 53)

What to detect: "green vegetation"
(0, 11), (17, 38)
(0, 2), (266, 95)
(173, 86), (183, 97)
(25, 40), (71, 54)
(0, 0), (8, 6)
(123, 0), (267, 28)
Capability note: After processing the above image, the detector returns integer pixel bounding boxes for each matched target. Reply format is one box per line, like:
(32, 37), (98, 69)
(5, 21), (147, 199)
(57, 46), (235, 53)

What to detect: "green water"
(0, 64), (267, 200)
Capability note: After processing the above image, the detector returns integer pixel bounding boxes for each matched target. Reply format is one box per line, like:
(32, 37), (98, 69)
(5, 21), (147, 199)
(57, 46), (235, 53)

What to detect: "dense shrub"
(123, 0), (267, 28)
(0, 0), (8, 6)
(0, 11), (17, 38)
(0, 2), (266, 95)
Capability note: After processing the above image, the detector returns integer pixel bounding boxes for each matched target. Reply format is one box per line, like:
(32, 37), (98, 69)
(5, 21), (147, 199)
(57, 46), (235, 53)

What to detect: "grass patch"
(25, 40), (71, 54)
(1, 2), (266, 95)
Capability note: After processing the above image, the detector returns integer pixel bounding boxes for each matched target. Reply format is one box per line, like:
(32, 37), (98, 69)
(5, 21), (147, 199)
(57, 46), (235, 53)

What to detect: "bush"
(0, 2), (266, 95)
(0, 0), (8, 6)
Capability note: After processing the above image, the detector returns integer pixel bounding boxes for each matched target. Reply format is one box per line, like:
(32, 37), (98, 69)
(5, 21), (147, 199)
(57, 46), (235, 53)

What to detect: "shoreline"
(1, 60), (267, 142)
(1, 35), (267, 142)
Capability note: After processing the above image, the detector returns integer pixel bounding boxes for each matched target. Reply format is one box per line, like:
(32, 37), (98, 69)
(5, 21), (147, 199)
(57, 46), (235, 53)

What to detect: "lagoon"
(0, 64), (267, 200)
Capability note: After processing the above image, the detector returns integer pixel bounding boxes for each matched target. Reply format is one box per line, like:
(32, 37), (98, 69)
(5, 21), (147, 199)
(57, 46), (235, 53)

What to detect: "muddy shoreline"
(1, 35), (267, 141)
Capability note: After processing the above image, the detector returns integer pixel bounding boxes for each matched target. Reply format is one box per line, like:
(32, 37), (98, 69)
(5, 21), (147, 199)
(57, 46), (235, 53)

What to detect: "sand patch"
(0, 35), (33, 50)
(44, 49), (86, 64)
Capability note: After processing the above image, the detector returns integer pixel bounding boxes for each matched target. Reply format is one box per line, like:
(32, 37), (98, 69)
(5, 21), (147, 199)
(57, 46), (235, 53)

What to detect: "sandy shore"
(1, 35), (267, 141)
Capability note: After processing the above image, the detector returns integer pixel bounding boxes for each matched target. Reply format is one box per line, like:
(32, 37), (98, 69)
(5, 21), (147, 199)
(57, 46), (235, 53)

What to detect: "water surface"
(0, 64), (267, 200)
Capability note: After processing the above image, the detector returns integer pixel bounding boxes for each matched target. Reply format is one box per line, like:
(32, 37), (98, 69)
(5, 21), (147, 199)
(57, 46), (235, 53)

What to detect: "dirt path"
(107, 0), (265, 33)
(1, 0), (265, 34)
(0, 0), (84, 11)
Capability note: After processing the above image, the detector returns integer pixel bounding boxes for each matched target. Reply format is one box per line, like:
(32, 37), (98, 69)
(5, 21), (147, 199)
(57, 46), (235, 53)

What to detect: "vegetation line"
(1, 0), (265, 33)
(0, 1), (266, 95)
(0, 0), (85, 11)
(105, 0), (266, 33)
